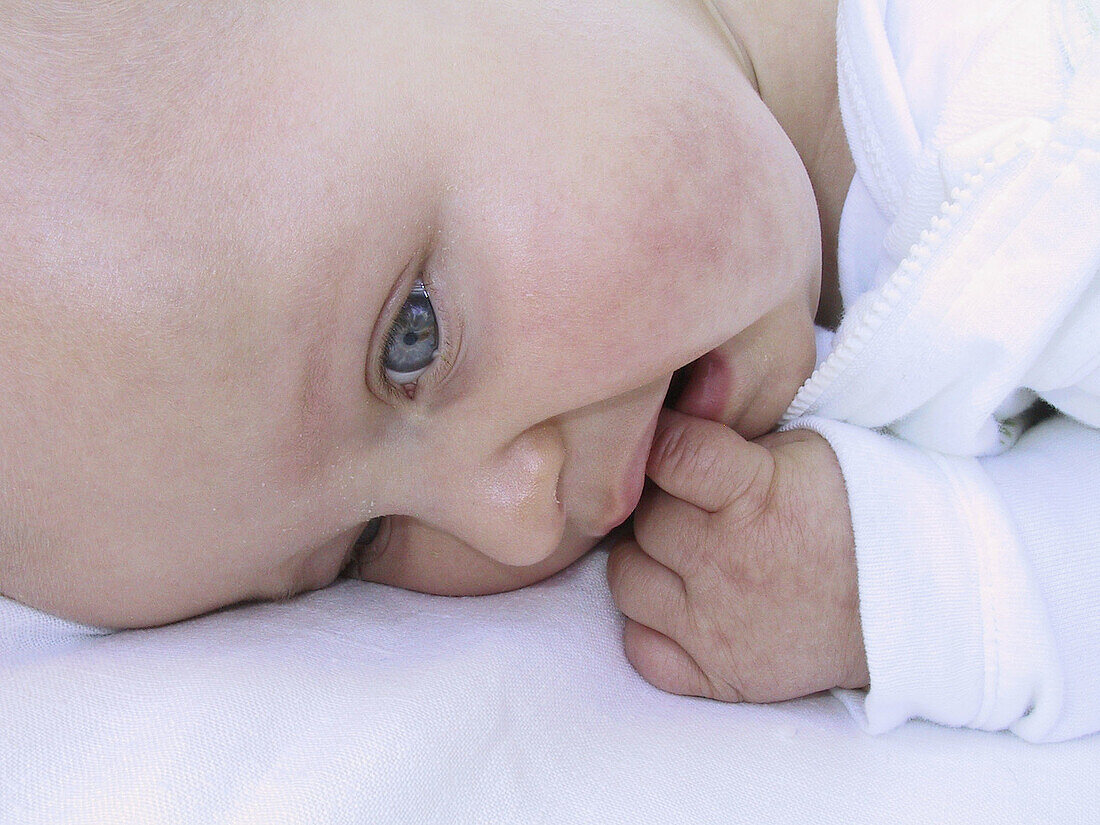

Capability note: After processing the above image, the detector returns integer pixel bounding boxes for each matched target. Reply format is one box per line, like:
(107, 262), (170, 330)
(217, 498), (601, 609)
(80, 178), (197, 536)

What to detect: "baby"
(2, 0), (1097, 742)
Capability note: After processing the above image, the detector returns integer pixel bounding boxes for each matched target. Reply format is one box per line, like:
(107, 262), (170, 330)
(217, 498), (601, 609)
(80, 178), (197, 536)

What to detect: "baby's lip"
(593, 402), (663, 536)
(673, 349), (731, 423)
(664, 362), (694, 409)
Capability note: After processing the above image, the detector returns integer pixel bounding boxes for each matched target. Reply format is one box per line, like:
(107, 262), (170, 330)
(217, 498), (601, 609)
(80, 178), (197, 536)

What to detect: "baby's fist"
(608, 409), (869, 703)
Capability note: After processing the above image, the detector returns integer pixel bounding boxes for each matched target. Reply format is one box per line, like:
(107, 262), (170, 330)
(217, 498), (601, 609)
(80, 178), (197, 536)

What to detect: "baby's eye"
(383, 281), (439, 388)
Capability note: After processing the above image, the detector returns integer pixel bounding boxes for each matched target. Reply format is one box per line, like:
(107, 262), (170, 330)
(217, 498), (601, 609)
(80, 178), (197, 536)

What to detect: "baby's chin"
(478, 540), (597, 595)
(464, 530), (603, 595)
(346, 526), (599, 597)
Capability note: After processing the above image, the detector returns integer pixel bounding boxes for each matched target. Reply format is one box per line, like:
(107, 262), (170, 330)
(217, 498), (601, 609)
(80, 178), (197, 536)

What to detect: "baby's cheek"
(352, 517), (595, 596)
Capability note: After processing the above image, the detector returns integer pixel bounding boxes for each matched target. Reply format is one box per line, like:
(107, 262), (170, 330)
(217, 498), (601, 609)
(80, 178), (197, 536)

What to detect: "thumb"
(647, 408), (774, 513)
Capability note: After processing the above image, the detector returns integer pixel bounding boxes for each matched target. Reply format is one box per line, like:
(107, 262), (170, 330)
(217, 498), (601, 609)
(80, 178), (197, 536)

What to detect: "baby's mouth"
(664, 349), (732, 422)
(664, 362), (695, 409)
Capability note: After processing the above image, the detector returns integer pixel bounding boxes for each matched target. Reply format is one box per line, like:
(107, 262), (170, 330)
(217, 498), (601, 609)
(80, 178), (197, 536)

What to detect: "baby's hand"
(607, 409), (869, 703)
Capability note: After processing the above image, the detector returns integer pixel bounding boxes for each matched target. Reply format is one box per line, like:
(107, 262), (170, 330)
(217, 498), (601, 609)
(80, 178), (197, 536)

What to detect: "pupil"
(403, 331), (418, 346)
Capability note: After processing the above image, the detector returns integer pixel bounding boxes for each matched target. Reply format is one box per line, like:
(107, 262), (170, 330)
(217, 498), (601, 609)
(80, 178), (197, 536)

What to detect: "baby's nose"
(430, 422), (567, 567)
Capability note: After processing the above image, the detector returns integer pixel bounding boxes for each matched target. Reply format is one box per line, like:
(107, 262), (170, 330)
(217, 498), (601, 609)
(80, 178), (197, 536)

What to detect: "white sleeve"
(785, 413), (1100, 742)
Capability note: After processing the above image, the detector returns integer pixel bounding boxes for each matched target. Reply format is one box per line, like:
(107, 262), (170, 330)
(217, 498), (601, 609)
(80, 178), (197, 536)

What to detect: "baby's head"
(0, 0), (820, 627)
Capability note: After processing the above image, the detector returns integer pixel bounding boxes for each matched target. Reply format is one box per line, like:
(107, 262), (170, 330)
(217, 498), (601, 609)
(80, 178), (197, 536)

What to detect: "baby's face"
(6, 0), (820, 626)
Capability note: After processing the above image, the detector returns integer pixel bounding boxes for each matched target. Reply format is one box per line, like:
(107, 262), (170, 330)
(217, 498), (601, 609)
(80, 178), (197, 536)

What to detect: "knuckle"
(658, 423), (719, 482)
(722, 449), (776, 522)
(652, 421), (732, 501)
(632, 487), (674, 546)
(710, 675), (746, 704)
(652, 419), (778, 517)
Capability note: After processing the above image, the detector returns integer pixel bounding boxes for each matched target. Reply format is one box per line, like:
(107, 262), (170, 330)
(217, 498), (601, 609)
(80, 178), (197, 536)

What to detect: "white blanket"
(2, 550), (1097, 824)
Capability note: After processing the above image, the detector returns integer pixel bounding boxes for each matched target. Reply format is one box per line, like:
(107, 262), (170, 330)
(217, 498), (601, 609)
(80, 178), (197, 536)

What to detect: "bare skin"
(608, 411), (869, 703)
(606, 0), (868, 703)
(0, 0), (866, 702)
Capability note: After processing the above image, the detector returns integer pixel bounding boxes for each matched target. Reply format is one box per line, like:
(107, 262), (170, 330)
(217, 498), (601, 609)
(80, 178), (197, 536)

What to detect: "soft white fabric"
(3, 553), (1098, 825)
(782, 0), (1100, 740)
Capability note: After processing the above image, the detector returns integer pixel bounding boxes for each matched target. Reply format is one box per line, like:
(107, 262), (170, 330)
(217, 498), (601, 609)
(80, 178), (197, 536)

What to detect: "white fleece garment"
(782, 0), (1100, 741)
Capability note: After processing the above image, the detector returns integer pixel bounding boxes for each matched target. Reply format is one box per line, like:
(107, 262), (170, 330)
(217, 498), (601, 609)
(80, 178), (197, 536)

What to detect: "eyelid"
(384, 363), (435, 385)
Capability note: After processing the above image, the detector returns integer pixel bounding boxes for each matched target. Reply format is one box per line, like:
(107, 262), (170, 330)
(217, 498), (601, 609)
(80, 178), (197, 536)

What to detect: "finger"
(647, 408), (774, 514)
(622, 620), (725, 700)
(630, 482), (709, 574)
(606, 537), (688, 640)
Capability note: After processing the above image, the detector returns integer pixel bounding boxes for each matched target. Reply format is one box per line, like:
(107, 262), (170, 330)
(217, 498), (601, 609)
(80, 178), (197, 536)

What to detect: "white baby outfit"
(784, 0), (1100, 741)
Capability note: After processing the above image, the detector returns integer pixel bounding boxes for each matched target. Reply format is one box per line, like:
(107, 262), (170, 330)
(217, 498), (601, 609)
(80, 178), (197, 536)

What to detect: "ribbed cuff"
(782, 416), (1040, 735)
